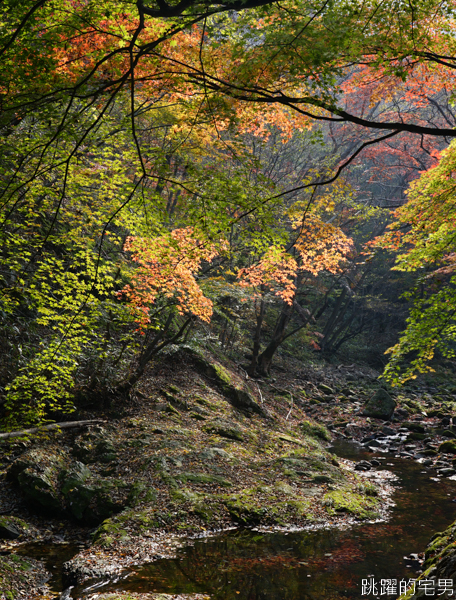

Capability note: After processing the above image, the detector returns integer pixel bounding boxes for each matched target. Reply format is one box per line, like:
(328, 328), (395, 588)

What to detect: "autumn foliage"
(122, 228), (221, 329)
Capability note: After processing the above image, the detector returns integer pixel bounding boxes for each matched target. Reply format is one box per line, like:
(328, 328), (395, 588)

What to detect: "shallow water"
(23, 442), (456, 599)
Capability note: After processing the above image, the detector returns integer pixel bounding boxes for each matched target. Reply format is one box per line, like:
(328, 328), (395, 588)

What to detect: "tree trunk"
(247, 297), (265, 376)
(118, 314), (192, 394)
(255, 302), (294, 376)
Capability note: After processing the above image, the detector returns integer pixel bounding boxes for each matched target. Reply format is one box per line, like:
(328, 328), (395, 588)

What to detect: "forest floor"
(1, 347), (456, 600)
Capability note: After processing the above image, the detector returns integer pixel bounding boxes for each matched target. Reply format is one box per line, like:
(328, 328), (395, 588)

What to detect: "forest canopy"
(2, 0), (456, 427)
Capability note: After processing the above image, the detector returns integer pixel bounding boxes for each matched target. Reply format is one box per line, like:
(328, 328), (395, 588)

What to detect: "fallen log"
(0, 419), (105, 441)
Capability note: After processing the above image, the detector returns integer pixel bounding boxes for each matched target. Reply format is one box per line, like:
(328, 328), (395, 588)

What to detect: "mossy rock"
(126, 482), (157, 507)
(190, 411), (207, 421)
(60, 461), (92, 495)
(17, 467), (62, 514)
(65, 479), (130, 525)
(439, 440), (456, 454)
(175, 472), (232, 486)
(276, 433), (305, 446)
(165, 403), (181, 416)
(172, 488), (204, 504)
(7, 449), (63, 482)
(308, 398), (321, 405)
(323, 489), (380, 518)
(0, 516), (31, 540)
(312, 474), (333, 484)
(194, 395), (217, 410)
(184, 348), (267, 416)
(204, 420), (244, 441)
(422, 448), (437, 456)
(224, 495), (269, 525)
(300, 420), (331, 441)
(73, 434), (118, 464)
(92, 519), (130, 544)
(402, 399), (426, 414)
(287, 499), (312, 517)
(318, 383), (334, 395)
(274, 481), (295, 495)
(199, 447), (233, 460)
(363, 389), (396, 420)
(442, 429), (456, 438)
(424, 534), (452, 568)
(408, 432), (427, 441)
(403, 422), (426, 434)
(428, 409), (446, 418)
(162, 391), (188, 411)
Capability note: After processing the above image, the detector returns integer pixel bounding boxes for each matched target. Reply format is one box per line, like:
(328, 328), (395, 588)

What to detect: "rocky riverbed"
(1, 350), (456, 599)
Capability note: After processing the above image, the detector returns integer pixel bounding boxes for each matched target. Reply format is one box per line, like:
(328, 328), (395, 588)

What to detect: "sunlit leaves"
(122, 228), (222, 328)
(376, 140), (456, 384)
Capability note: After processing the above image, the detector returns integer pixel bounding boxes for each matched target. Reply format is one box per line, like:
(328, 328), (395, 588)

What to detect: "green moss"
(408, 432), (427, 441)
(126, 482), (157, 507)
(92, 518), (130, 543)
(422, 448), (437, 456)
(356, 482), (379, 496)
(300, 420), (331, 441)
(439, 440), (456, 453)
(402, 398), (426, 414)
(0, 516), (30, 536)
(172, 488), (203, 503)
(424, 534), (451, 567)
(224, 494), (269, 525)
(175, 472), (232, 486)
(274, 481), (295, 495)
(194, 395), (217, 410)
(204, 422), (244, 441)
(287, 499), (311, 517)
(323, 489), (380, 518)
(276, 433), (305, 446)
(213, 363), (233, 386)
(165, 403), (181, 416)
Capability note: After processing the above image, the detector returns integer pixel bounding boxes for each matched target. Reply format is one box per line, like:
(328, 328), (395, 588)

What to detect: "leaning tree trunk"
(118, 314), (193, 395)
(254, 302), (294, 376)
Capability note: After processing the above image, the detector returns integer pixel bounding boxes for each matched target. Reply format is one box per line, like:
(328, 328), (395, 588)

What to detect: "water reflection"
(80, 442), (456, 599)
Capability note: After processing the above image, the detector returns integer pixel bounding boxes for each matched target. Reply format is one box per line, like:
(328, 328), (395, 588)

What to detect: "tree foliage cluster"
(2, 0), (456, 426)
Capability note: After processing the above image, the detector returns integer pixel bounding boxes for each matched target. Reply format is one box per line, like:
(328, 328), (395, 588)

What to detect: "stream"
(19, 441), (456, 599)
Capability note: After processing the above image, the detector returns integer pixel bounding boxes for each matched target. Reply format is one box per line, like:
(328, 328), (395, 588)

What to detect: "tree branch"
(0, 420), (105, 441)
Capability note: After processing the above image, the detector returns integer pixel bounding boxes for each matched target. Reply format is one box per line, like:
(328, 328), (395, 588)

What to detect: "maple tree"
(3, 0), (456, 426)
(234, 189), (354, 375)
(118, 227), (223, 389)
(374, 140), (456, 384)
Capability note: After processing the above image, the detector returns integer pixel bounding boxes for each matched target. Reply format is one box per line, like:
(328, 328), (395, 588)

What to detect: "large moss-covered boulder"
(363, 389), (396, 420)
(18, 468), (62, 513)
(63, 478), (129, 525)
(7, 449), (128, 524)
(0, 516), (32, 540)
(60, 463), (129, 524)
(7, 450), (64, 514)
(60, 461), (92, 495)
(73, 430), (118, 464)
